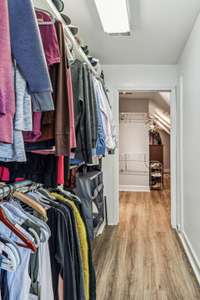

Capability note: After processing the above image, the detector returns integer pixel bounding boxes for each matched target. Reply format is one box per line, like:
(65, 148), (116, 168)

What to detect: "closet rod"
(33, 0), (99, 78)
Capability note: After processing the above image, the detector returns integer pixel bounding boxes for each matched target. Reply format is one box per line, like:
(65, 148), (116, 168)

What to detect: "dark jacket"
(38, 21), (70, 156)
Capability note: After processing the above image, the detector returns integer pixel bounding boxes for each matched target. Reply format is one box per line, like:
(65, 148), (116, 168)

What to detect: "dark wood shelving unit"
(149, 145), (164, 190)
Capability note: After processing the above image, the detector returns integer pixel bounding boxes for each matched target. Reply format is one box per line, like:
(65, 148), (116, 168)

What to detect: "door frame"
(114, 86), (178, 229)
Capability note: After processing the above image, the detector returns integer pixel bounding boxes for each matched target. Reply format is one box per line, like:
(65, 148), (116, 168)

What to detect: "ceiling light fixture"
(94, 0), (130, 35)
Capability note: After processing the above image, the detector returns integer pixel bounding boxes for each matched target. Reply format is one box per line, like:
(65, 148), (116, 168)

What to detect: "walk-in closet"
(1, 0), (200, 299)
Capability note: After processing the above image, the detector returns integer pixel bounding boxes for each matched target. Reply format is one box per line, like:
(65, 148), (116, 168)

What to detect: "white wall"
(119, 98), (149, 113)
(102, 65), (177, 225)
(178, 12), (200, 270)
(119, 117), (149, 191)
(119, 99), (149, 190)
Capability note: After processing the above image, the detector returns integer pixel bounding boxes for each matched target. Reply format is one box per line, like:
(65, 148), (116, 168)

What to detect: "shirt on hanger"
(36, 10), (61, 67)
(67, 67), (77, 150)
(92, 78), (106, 156)
(93, 78), (116, 151)
(38, 21), (70, 156)
(0, 65), (32, 162)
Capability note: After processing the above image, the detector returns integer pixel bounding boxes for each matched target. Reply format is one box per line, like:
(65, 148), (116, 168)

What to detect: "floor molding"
(177, 230), (200, 286)
(119, 185), (150, 192)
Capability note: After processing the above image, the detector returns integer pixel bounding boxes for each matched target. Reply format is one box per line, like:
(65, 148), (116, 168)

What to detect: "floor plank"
(93, 177), (200, 300)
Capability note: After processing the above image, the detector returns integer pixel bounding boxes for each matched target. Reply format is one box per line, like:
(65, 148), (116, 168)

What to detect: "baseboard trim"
(177, 230), (200, 286)
(119, 185), (150, 192)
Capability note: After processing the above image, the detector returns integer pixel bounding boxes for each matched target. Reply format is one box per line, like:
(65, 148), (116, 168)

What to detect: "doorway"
(117, 89), (177, 228)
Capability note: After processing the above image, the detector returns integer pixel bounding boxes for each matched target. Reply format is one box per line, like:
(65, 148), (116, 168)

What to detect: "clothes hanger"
(0, 208), (36, 252)
(2, 182), (48, 238)
(1, 244), (18, 272)
(17, 201), (50, 242)
(13, 191), (47, 221)
(28, 228), (40, 248)
(0, 243), (18, 272)
(6, 243), (21, 267)
(3, 201), (50, 244)
(38, 187), (56, 201)
(0, 186), (38, 251)
(0, 204), (36, 245)
(30, 189), (58, 211)
(56, 186), (81, 203)
(0, 235), (21, 266)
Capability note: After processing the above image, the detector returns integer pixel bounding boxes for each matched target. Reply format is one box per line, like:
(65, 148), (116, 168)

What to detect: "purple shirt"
(0, 0), (15, 143)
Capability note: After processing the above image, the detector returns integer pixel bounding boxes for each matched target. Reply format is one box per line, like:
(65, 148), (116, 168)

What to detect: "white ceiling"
(64, 0), (200, 64)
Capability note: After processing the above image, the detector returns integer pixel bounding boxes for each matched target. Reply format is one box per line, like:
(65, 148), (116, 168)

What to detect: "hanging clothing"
(88, 71), (98, 150)
(39, 21), (70, 156)
(0, 65), (32, 162)
(71, 60), (85, 161)
(36, 10), (61, 67)
(38, 242), (54, 300)
(7, 0), (54, 112)
(5, 153), (58, 188)
(0, 0), (15, 144)
(53, 21), (70, 156)
(47, 206), (78, 300)
(0, 167), (10, 182)
(71, 60), (99, 163)
(57, 156), (64, 185)
(52, 192), (89, 300)
(0, 214), (32, 300)
(92, 79), (106, 156)
(23, 113), (42, 143)
(93, 78), (116, 151)
(67, 68), (77, 150)
(82, 64), (93, 163)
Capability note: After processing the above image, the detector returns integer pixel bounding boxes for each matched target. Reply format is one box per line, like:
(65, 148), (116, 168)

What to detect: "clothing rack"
(33, 0), (99, 78)
(120, 112), (148, 122)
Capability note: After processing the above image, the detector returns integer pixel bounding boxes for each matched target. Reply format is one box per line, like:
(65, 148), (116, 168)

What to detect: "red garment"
(67, 68), (76, 150)
(57, 155), (64, 185)
(0, 167), (10, 181)
(36, 10), (61, 66)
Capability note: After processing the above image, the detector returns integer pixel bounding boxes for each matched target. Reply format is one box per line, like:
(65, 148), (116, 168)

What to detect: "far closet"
(119, 91), (171, 192)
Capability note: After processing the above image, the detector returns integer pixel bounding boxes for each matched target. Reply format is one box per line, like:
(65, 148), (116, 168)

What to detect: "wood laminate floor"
(93, 177), (200, 300)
